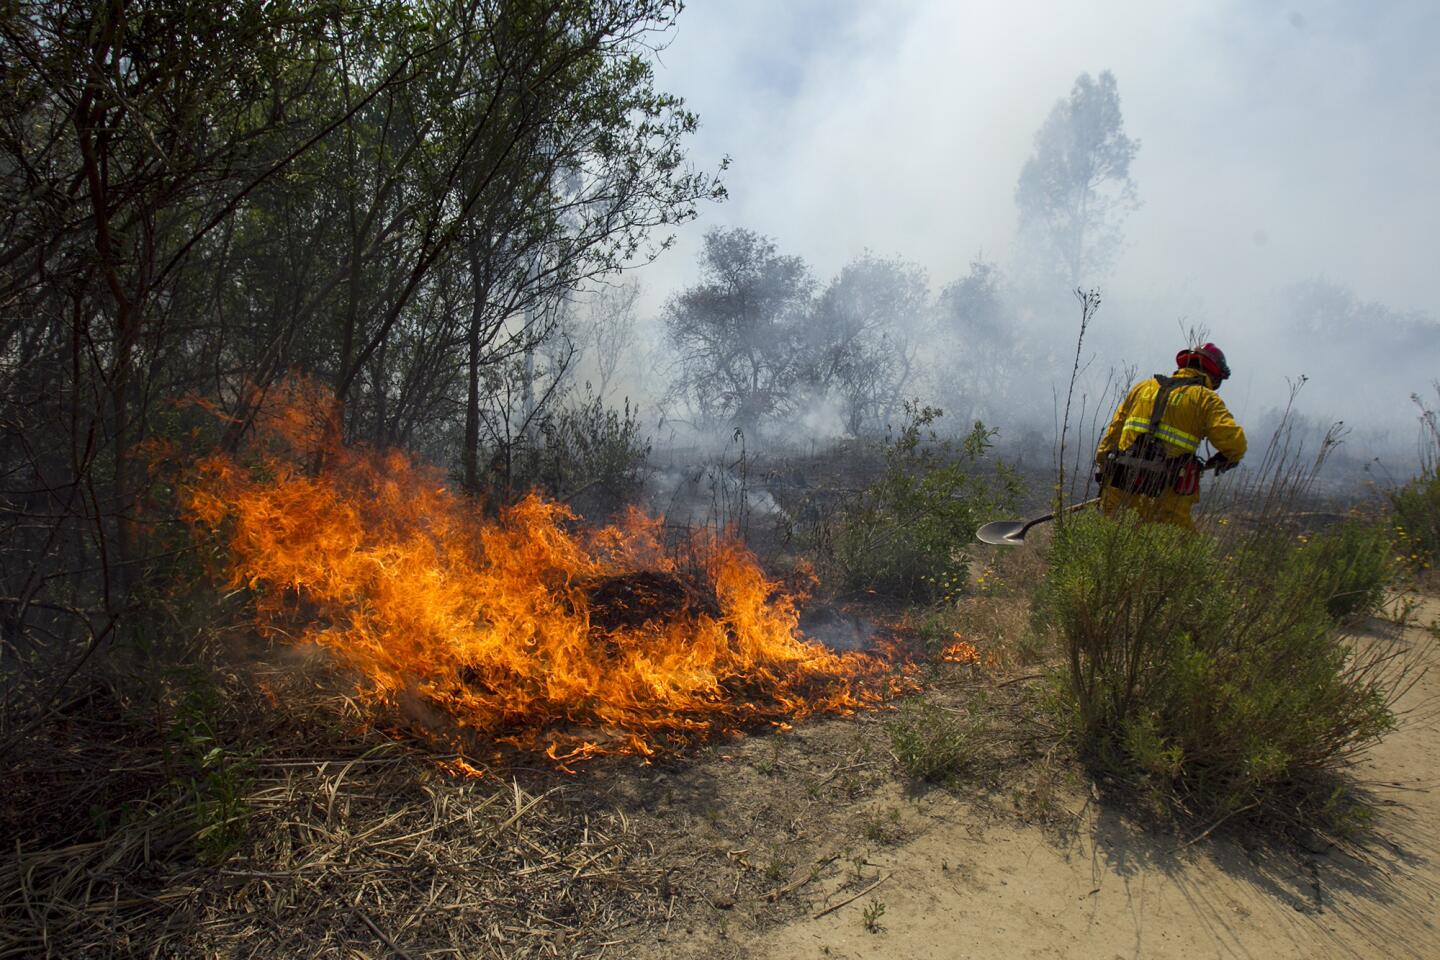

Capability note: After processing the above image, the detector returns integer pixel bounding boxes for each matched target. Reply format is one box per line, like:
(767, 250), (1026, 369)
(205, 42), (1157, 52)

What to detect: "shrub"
(1388, 389), (1440, 574)
(1391, 469), (1440, 572)
(826, 404), (1020, 599)
(1286, 518), (1394, 623)
(1034, 511), (1398, 826)
(889, 694), (987, 782)
(515, 386), (652, 509)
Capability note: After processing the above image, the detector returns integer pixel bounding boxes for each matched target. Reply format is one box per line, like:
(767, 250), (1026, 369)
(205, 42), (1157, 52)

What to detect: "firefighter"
(1094, 343), (1247, 530)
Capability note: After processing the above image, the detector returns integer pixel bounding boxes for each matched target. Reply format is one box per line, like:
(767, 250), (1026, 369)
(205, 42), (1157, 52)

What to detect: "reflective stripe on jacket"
(1095, 368), (1247, 465)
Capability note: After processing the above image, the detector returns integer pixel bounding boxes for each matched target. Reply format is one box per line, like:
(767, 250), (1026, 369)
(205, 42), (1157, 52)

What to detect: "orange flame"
(940, 634), (980, 665)
(182, 379), (904, 762)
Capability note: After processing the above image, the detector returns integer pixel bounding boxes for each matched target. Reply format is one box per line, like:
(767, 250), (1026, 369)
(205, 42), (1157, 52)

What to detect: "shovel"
(975, 497), (1100, 545)
(977, 461), (1223, 545)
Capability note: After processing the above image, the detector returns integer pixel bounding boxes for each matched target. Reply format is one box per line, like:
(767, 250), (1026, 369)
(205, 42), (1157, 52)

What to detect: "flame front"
(183, 385), (902, 763)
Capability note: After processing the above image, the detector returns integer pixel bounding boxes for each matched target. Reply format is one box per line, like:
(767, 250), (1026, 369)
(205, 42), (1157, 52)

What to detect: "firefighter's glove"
(1205, 452), (1238, 474)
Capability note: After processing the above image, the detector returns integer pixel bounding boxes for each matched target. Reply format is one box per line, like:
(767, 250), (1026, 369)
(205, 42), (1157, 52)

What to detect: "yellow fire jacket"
(1094, 368), (1247, 528)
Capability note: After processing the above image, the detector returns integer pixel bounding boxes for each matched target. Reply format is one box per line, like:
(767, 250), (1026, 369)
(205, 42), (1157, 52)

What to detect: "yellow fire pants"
(1099, 485), (1198, 530)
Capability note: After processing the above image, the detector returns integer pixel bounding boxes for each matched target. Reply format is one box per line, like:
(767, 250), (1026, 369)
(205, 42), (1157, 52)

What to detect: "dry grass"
(903, 539), (1051, 674)
(0, 665), (668, 959)
(948, 595), (1042, 671)
(3, 759), (664, 958)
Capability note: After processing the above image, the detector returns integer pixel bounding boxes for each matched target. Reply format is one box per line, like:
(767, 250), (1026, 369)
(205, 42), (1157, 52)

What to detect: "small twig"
(996, 673), (1046, 688)
(814, 760), (877, 788)
(766, 854), (838, 902)
(1178, 801), (1259, 850)
(813, 873), (890, 919)
(354, 906), (417, 960)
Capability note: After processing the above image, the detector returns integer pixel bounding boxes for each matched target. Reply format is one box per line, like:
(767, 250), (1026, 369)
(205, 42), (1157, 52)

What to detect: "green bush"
(889, 694), (987, 782)
(1389, 390), (1440, 573)
(1287, 518), (1394, 623)
(1034, 511), (1397, 825)
(828, 404), (1020, 599)
(517, 386), (651, 508)
(1390, 468), (1440, 572)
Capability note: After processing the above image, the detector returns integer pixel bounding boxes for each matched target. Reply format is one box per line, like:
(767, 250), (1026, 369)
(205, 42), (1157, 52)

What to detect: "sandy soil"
(636, 597), (1440, 960)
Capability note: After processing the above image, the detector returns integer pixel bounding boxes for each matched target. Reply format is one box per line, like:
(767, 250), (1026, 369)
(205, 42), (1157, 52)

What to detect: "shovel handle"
(1028, 460), (1221, 535)
(1018, 496), (1101, 538)
(983, 462), (1225, 544)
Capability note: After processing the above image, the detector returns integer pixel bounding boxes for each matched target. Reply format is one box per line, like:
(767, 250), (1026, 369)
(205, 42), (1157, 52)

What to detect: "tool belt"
(1100, 375), (1202, 498)
(1102, 445), (1201, 497)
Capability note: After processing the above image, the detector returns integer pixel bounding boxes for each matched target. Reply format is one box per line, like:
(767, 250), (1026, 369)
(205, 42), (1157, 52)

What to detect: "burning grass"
(182, 382), (908, 765)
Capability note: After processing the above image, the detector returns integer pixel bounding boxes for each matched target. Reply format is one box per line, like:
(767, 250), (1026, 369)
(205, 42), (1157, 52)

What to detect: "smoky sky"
(631, 0), (1439, 446)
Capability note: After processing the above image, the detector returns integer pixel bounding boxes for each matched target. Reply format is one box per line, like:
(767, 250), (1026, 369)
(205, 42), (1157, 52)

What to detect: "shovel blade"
(976, 520), (1027, 545)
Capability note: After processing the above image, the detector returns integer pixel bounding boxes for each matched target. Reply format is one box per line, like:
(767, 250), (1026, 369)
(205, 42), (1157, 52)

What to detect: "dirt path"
(672, 598), (1440, 960)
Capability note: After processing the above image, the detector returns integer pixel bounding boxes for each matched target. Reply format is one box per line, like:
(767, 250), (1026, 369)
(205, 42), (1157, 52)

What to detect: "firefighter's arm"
(1203, 393), (1247, 464)
(1095, 384), (1138, 463)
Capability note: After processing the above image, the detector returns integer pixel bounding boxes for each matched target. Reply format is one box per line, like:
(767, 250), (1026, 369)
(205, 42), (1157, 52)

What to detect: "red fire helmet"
(1176, 342), (1231, 384)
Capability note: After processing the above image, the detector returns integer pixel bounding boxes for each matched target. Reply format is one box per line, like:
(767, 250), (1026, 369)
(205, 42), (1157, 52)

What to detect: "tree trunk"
(463, 238), (486, 494)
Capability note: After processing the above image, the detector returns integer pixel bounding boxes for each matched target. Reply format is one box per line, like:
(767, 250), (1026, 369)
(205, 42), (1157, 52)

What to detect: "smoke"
(788, 387), (853, 445)
(798, 605), (879, 653)
(622, 0), (1439, 470)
